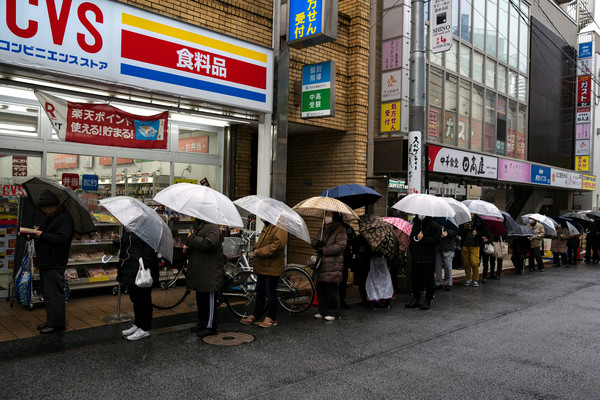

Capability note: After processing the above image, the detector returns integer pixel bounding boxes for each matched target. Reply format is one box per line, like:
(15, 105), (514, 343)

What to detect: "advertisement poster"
(0, 227), (17, 271)
(36, 91), (169, 150)
(428, 108), (441, 141)
(583, 175), (596, 191)
(516, 131), (526, 160)
(506, 130), (516, 158)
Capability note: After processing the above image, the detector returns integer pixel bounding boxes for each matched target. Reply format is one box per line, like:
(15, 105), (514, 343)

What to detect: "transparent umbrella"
(521, 213), (557, 236)
(441, 197), (471, 225)
(234, 195), (310, 243)
(99, 196), (173, 262)
(462, 199), (504, 221)
(392, 193), (456, 219)
(153, 183), (243, 227)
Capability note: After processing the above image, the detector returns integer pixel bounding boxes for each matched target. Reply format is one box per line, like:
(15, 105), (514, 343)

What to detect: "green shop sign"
(301, 61), (335, 118)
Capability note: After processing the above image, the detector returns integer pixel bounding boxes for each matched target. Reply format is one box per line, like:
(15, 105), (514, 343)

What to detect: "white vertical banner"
(431, 0), (453, 53)
(407, 131), (422, 194)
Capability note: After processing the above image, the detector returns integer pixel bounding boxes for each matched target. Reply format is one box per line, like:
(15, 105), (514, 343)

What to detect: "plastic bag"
(307, 253), (322, 270)
(483, 243), (495, 255)
(135, 257), (153, 288)
(365, 257), (394, 301)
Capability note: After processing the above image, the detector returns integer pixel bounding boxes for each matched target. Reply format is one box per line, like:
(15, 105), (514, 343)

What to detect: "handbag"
(493, 238), (509, 259)
(483, 243), (495, 255)
(135, 257), (153, 288)
(307, 253), (322, 270)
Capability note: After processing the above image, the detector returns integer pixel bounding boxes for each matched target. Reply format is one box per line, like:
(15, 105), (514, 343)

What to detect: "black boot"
(420, 298), (432, 310)
(405, 297), (421, 308)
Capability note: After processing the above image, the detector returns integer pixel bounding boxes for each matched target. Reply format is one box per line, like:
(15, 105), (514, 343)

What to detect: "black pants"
(254, 274), (279, 320)
(529, 247), (544, 270)
(353, 257), (371, 301)
(316, 281), (340, 317)
(338, 263), (349, 303)
(39, 268), (66, 328)
(388, 257), (400, 293)
(511, 254), (524, 272)
(196, 291), (218, 331)
(567, 245), (578, 264)
(585, 235), (592, 262)
(482, 253), (503, 278)
(411, 262), (435, 301)
(127, 284), (153, 331)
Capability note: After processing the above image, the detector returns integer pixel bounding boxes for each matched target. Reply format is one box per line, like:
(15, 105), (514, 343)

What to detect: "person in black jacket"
(113, 229), (159, 341)
(406, 215), (441, 310)
(29, 190), (74, 334)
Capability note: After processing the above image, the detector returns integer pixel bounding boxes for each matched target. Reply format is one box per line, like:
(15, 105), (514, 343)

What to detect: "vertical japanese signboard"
(301, 61), (335, 118)
(577, 75), (591, 107)
(576, 41), (593, 171)
(381, 102), (401, 132)
(430, 0), (453, 53)
(288, 0), (338, 48)
(407, 131), (422, 194)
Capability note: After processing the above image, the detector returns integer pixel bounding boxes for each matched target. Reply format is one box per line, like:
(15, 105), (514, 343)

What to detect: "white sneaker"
(472, 281), (479, 287)
(314, 313), (323, 319)
(122, 325), (138, 336)
(324, 315), (337, 321)
(464, 279), (473, 286)
(126, 328), (150, 341)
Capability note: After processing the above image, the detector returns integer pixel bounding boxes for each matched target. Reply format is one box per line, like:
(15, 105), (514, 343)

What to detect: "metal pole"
(104, 282), (132, 323)
(410, 0), (427, 194)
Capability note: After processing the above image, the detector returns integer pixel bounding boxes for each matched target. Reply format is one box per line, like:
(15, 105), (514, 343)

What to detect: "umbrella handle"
(102, 255), (113, 263)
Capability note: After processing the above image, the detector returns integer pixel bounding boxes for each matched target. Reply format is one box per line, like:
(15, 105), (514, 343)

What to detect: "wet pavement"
(1, 263), (599, 399)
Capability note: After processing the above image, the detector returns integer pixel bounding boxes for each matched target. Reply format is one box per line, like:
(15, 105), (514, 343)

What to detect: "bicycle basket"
(223, 237), (244, 257)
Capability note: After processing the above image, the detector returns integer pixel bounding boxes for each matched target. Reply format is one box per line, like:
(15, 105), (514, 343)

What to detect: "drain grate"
(202, 331), (255, 346)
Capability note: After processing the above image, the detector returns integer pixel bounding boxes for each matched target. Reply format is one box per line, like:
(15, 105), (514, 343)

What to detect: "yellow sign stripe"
(122, 13), (267, 63)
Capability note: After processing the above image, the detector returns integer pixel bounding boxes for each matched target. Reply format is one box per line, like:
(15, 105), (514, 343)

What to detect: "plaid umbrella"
(292, 196), (359, 222)
(359, 215), (398, 259)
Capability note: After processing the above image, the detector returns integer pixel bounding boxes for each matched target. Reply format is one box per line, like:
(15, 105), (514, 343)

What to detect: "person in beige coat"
(528, 217), (546, 272)
(240, 221), (288, 328)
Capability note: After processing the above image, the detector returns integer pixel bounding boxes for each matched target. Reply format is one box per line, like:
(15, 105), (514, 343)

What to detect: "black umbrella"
(562, 212), (594, 228)
(583, 210), (600, 220)
(507, 224), (535, 237)
(501, 211), (518, 232)
(23, 177), (97, 234)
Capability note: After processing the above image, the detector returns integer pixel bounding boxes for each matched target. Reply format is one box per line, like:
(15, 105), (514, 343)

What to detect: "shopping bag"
(135, 257), (153, 288)
(493, 238), (509, 259)
(365, 257), (394, 301)
(483, 243), (495, 255)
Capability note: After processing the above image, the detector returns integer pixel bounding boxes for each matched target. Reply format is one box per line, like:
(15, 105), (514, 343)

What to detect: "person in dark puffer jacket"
(311, 211), (347, 321)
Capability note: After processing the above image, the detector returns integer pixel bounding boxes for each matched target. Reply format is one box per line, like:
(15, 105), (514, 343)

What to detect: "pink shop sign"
(382, 39), (402, 71)
(498, 159), (530, 183)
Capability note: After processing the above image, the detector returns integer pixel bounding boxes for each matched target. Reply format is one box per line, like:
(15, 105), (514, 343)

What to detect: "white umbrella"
(392, 194), (456, 219)
(521, 213), (557, 236)
(441, 197), (471, 225)
(234, 195), (311, 243)
(153, 183), (243, 227)
(99, 196), (173, 262)
(463, 199), (504, 221)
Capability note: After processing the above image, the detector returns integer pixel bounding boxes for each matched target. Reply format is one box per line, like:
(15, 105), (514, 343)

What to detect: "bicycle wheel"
(151, 265), (190, 310)
(277, 267), (315, 313)
(223, 270), (257, 318)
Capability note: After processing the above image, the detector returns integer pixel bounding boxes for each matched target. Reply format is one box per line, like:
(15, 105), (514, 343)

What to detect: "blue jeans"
(254, 274), (279, 320)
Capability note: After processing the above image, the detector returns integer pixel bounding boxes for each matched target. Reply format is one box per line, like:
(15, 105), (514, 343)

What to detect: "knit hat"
(37, 189), (60, 207)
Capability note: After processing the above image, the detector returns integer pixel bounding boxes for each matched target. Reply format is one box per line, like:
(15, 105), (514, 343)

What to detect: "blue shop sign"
(579, 42), (592, 59)
(82, 174), (99, 191)
(530, 165), (551, 185)
(288, 0), (338, 48)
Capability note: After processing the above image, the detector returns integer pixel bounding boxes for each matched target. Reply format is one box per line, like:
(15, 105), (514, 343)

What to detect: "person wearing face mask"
(240, 219), (288, 328)
(311, 211), (347, 320)
(406, 214), (441, 310)
(528, 217), (546, 272)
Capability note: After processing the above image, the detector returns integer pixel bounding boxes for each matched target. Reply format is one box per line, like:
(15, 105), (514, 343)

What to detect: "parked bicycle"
(151, 231), (315, 317)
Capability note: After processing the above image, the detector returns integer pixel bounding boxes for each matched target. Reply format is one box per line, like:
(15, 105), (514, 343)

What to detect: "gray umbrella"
(23, 177), (97, 234)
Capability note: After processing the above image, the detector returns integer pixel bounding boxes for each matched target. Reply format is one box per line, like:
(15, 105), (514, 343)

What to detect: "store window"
(444, 73), (458, 146)
(471, 85), (484, 151)
(473, 0), (486, 50)
(498, 64), (507, 94)
(176, 127), (219, 155)
(445, 41), (459, 72)
(484, 91), (497, 154)
(428, 67), (444, 143)
(509, 1), (519, 69)
(519, 3), (529, 73)
(460, 46), (471, 78)
(486, 59), (496, 89)
(496, 95), (507, 155)
(0, 102), (39, 138)
(174, 162), (221, 192)
(473, 52), (484, 83)
(498, 0), (509, 64)
(517, 105), (527, 160)
(461, 0), (472, 43)
(486, 0), (498, 57)
(458, 80), (471, 149)
(453, 0), (460, 36)
(509, 70), (518, 98)
(507, 100), (518, 158)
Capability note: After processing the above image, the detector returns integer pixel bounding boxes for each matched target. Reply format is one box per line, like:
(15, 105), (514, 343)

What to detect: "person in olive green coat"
(240, 221), (288, 328)
(183, 219), (224, 337)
